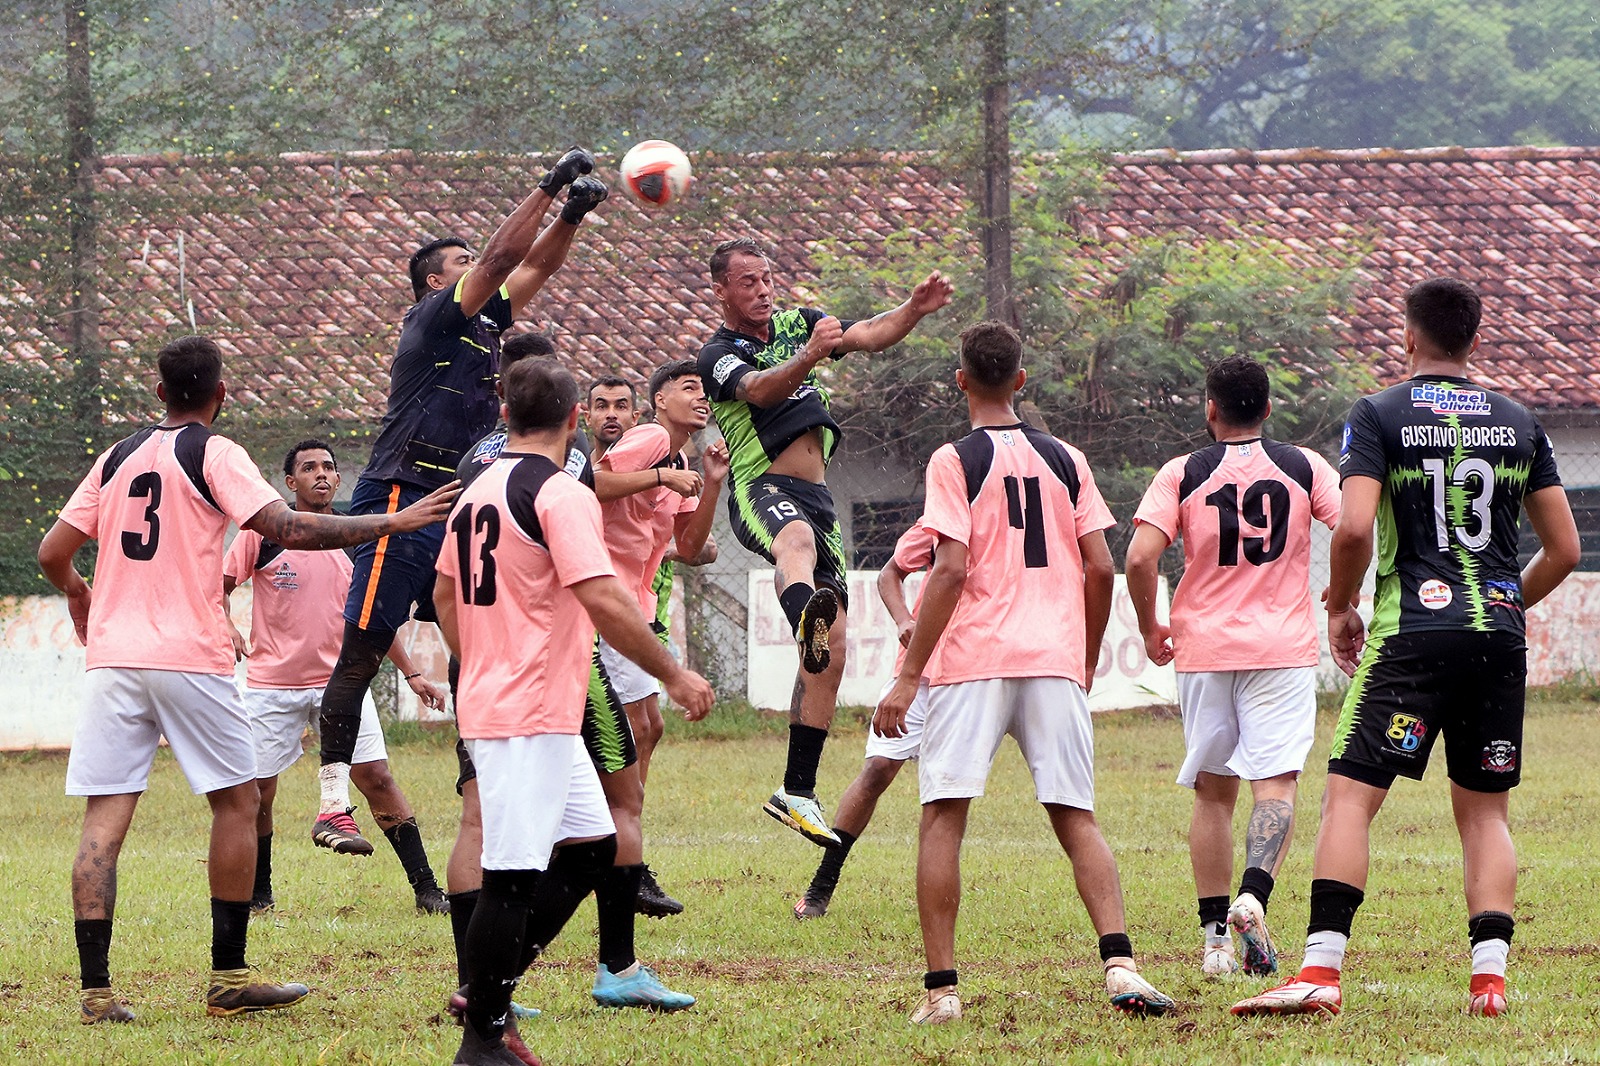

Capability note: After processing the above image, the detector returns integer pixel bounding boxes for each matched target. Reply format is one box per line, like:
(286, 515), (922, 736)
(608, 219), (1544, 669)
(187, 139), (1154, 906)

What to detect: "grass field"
(5, 691), (1600, 1064)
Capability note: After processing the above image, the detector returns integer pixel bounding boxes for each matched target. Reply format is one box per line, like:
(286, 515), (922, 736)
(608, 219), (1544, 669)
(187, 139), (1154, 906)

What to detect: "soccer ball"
(619, 140), (692, 208)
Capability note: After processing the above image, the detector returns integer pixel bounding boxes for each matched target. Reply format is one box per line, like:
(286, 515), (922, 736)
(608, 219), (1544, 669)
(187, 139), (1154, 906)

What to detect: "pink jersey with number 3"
(1133, 438), (1340, 672)
(918, 423), (1115, 687)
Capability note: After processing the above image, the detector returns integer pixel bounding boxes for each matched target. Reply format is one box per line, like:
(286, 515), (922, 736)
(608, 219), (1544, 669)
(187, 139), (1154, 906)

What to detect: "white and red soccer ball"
(619, 140), (693, 208)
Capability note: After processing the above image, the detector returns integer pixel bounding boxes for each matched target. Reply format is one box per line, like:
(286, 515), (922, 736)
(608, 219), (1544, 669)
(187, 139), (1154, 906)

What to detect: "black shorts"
(1328, 629), (1526, 793)
(343, 477), (442, 634)
(727, 472), (850, 606)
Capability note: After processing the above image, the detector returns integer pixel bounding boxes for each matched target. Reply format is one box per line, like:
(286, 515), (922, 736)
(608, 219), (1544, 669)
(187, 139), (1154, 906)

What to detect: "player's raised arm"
(838, 271), (954, 354)
(672, 440), (728, 563)
(504, 176), (608, 316)
(727, 314), (844, 408)
(242, 482), (460, 550)
(457, 147), (594, 317)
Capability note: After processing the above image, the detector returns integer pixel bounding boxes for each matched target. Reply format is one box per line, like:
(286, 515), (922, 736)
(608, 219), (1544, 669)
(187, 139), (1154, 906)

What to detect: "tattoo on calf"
(789, 674), (806, 725)
(1244, 798), (1294, 872)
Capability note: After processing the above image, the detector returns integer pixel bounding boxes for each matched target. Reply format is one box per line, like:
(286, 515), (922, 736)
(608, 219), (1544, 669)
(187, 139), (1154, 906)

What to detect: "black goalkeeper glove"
(561, 177), (608, 224)
(538, 146), (595, 194)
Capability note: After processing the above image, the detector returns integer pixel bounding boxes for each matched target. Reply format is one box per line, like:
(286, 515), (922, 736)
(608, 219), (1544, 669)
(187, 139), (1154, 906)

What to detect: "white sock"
(1302, 931), (1348, 973)
(1471, 938), (1509, 978)
(612, 961), (641, 978)
(318, 762), (352, 814)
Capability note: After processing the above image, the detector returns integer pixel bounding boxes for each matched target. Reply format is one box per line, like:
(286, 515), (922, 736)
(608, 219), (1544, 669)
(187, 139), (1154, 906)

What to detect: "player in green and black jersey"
(1233, 278), (1581, 1020)
(695, 236), (952, 848)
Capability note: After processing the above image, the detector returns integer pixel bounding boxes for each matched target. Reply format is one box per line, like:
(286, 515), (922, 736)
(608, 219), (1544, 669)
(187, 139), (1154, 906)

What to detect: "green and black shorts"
(728, 472), (850, 607)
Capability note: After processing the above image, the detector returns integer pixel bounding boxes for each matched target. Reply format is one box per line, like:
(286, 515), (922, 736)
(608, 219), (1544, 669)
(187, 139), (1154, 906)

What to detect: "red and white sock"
(1300, 931), (1348, 980)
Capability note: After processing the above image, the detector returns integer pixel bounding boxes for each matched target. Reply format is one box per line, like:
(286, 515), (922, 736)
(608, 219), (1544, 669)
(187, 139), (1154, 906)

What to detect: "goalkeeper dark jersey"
(457, 421), (594, 491)
(1338, 374), (1561, 639)
(697, 307), (855, 485)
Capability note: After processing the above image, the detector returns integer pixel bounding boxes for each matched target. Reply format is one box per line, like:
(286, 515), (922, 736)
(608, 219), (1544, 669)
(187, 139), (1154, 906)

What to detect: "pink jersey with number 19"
(1133, 437), (1340, 672)
(918, 423), (1115, 688)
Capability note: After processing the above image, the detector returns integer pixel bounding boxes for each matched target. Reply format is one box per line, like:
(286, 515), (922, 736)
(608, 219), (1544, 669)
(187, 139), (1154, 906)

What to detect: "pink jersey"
(1133, 437), (1340, 672)
(597, 424), (698, 616)
(57, 423), (283, 674)
(224, 529), (352, 689)
(919, 423), (1115, 687)
(889, 520), (937, 676)
(438, 452), (616, 740)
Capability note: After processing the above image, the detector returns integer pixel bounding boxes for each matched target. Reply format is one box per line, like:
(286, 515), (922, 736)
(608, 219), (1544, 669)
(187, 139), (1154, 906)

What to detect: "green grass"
(6, 692), (1600, 1064)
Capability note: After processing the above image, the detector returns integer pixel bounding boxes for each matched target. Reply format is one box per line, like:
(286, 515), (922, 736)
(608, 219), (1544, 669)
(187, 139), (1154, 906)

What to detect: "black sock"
(924, 968), (958, 990)
(596, 864), (643, 973)
(809, 828), (857, 894)
(1238, 867), (1276, 910)
(382, 818), (438, 891)
(520, 837), (618, 970)
(1098, 932), (1133, 963)
(465, 869), (541, 1041)
(210, 898), (251, 972)
(319, 623), (391, 765)
(448, 890), (480, 985)
(75, 918), (113, 989)
(1307, 878), (1365, 937)
(1468, 910), (1515, 946)
(254, 833), (273, 899)
(778, 583), (815, 633)
(1198, 895), (1229, 936)
(784, 724), (829, 796)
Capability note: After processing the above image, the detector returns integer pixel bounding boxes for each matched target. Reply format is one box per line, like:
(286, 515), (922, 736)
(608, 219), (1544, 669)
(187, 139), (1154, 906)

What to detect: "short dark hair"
(1405, 277), (1482, 357)
(501, 331), (556, 367)
(1206, 357), (1271, 427)
(503, 358), (580, 434)
(409, 237), (470, 301)
(158, 335), (223, 412)
(958, 321), (1023, 390)
(647, 359), (701, 410)
(586, 375), (635, 403)
(709, 236), (769, 283)
(283, 438), (337, 478)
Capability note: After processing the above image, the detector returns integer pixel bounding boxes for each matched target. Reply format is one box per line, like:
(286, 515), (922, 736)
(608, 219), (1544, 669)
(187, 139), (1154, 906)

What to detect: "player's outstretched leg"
(764, 610), (847, 849)
(794, 755), (905, 919)
(1230, 877), (1363, 1017)
(353, 760), (447, 914)
(313, 623), (390, 856)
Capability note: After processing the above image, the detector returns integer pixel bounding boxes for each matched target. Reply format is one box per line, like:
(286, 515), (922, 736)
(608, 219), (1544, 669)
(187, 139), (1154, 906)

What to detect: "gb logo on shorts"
(1386, 712), (1426, 753)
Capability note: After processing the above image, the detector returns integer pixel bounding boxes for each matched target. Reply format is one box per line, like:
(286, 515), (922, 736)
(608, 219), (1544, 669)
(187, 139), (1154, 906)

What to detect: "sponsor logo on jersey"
(1238, 442), (1253, 456)
(469, 432), (507, 466)
(1411, 383), (1491, 416)
(268, 560), (300, 592)
(1386, 712), (1427, 753)
(564, 446), (587, 480)
(1000, 430), (1015, 446)
(735, 340), (755, 353)
(1339, 424), (1353, 465)
(1485, 580), (1524, 611)
(1481, 739), (1518, 773)
(712, 353), (745, 385)
(1418, 579), (1453, 610)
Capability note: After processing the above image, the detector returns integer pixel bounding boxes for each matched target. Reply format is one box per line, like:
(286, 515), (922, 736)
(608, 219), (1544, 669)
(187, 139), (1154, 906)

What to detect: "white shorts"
(243, 685), (387, 779)
(863, 678), (929, 762)
(468, 733), (616, 871)
(66, 669), (258, 797)
(1175, 667), (1318, 788)
(597, 637), (661, 706)
(918, 677), (1095, 809)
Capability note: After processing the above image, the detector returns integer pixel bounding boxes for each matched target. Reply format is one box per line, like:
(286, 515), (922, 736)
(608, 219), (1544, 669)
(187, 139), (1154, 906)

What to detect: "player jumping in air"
(36, 336), (456, 1023)
(1231, 278), (1579, 1019)
(435, 358), (713, 1066)
(874, 322), (1175, 1024)
(314, 147), (607, 861)
(1124, 357), (1341, 977)
(223, 440), (450, 914)
(697, 236), (952, 846)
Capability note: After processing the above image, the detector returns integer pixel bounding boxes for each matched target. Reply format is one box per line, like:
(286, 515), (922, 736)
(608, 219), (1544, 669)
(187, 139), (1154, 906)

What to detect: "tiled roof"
(4, 145), (1598, 415)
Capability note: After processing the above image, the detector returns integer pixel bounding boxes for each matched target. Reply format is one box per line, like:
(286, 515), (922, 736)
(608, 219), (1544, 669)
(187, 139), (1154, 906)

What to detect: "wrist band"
(656, 468), (662, 486)
(404, 672), (421, 681)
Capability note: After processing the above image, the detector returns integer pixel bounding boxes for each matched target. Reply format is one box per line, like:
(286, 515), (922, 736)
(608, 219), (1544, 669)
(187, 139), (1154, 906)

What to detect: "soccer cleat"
(795, 587), (839, 674)
(415, 884), (451, 915)
(204, 968), (311, 1016)
(452, 1023), (531, 1066)
(793, 884), (834, 920)
(249, 891), (275, 914)
(591, 963), (695, 1012)
(80, 988), (135, 1025)
(311, 807), (375, 856)
(636, 866), (684, 918)
(910, 985), (961, 1025)
(763, 789), (842, 848)
(1105, 965), (1176, 1016)
(448, 986), (541, 1025)
(1228, 893), (1278, 975)
(1469, 973), (1508, 1017)
(1202, 939), (1240, 977)
(1229, 970), (1342, 1016)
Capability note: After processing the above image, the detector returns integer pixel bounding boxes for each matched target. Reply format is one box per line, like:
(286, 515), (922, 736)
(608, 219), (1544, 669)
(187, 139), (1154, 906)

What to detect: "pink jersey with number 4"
(1133, 437), (1340, 672)
(438, 452), (616, 740)
(598, 423), (698, 616)
(57, 423), (283, 675)
(918, 423), (1115, 687)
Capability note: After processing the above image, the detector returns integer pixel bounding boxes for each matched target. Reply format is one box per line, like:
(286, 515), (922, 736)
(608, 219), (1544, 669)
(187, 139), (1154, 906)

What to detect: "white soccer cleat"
(1105, 965), (1176, 1016)
(1228, 893), (1278, 975)
(762, 788), (841, 847)
(910, 986), (961, 1025)
(1203, 939), (1240, 977)
(1230, 976), (1341, 1017)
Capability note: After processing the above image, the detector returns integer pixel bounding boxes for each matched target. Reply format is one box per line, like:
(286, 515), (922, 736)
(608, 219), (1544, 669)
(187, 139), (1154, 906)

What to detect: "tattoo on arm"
(1244, 798), (1294, 873)
(249, 503), (397, 551)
